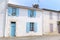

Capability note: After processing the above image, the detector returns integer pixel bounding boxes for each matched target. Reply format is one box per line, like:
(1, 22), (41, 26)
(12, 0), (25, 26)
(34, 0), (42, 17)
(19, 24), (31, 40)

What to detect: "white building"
(0, 3), (60, 37)
(0, 0), (7, 37)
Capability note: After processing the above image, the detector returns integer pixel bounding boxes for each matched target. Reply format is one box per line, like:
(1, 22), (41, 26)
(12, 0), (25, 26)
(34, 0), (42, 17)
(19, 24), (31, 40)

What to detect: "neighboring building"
(0, 0), (7, 37)
(0, 3), (60, 37)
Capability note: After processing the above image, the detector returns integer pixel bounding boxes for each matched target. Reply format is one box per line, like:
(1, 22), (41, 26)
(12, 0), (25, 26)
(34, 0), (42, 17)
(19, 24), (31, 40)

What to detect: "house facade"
(0, 3), (60, 37)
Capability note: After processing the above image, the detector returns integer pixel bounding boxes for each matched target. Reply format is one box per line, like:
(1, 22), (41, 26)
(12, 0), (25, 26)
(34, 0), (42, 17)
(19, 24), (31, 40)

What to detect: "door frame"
(57, 21), (60, 33)
(10, 22), (16, 37)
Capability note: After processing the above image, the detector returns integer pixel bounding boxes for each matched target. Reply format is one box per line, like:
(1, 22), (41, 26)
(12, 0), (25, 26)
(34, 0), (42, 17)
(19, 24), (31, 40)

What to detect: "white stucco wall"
(0, 0), (7, 37)
(0, 14), (5, 37)
(42, 10), (58, 35)
(4, 4), (60, 37)
(5, 8), (43, 37)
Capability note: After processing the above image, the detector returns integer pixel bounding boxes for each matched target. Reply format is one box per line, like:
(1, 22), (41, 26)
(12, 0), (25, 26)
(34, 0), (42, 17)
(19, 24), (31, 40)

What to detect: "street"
(1, 35), (60, 40)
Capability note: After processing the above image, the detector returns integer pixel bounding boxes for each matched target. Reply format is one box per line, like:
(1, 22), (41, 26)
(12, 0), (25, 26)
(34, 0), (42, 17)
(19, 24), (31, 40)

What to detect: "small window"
(50, 12), (53, 19)
(30, 10), (34, 17)
(12, 8), (16, 16)
(30, 22), (34, 31)
(11, 22), (16, 24)
(28, 10), (36, 17)
(57, 13), (60, 19)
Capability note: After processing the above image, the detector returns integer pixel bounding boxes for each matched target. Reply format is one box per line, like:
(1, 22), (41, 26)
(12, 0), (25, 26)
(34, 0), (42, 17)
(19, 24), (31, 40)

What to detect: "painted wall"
(0, 14), (5, 37)
(5, 8), (43, 37)
(0, 0), (7, 37)
(42, 10), (58, 35)
(4, 4), (60, 37)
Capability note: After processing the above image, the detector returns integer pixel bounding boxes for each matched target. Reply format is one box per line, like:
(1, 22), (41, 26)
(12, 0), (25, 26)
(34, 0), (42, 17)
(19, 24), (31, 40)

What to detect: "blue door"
(10, 22), (16, 37)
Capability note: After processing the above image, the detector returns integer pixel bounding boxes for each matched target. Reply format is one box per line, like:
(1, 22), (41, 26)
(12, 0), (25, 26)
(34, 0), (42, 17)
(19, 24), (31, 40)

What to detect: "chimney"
(32, 0), (39, 8)
(33, 4), (39, 8)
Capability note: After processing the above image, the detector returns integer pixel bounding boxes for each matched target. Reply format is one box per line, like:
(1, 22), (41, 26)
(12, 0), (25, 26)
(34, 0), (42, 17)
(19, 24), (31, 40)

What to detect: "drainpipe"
(3, 0), (8, 37)
(42, 11), (44, 35)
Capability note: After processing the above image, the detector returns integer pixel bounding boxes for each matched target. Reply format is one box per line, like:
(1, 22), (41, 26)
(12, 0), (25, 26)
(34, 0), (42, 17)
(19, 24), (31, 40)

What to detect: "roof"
(8, 3), (60, 13)
(8, 3), (41, 11)
(42, 8), (60, 13)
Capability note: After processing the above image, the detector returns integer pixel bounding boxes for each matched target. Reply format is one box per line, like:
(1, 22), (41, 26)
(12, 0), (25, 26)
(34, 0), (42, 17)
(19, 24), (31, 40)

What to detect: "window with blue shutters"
(28, 10), (36, 17)
(12, 8), (16, 16)
(8, 7), (19, 16)
(26, 22), (37, 33)
(30, 22), (34, 31)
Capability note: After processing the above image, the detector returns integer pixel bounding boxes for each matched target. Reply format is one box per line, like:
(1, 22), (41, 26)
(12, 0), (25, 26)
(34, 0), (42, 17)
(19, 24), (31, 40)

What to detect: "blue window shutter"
(34, 10), (36, 17)
(34, 23), (37, 32)
(16, 8), (19, 16)
(28, 10), (31, 17)
(26, 22), (30, 33)
(8, 7), (12, 16)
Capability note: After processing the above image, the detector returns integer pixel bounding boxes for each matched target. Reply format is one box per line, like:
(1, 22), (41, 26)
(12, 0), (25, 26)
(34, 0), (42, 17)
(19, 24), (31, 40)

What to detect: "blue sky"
(9, 0), (60, 11)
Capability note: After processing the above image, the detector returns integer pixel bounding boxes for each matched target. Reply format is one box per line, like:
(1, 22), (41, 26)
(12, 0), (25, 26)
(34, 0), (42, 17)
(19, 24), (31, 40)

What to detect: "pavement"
(1, 35), (60, 40)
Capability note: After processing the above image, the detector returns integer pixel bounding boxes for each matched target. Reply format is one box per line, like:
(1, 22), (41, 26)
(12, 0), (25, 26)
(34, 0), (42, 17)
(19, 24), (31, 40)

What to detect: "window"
(50, 24), (53, 32)
(12, 8), (16, 16)
(30, 22), (34, 31)
(11, 22), (16, 25)
(8, 7), (19, 16)
(30, 10), (34, 17)
(26, 22), (37, 33)
(28, 10), (36, 17)
(50, 12), (53, 19)
(57, 13), (60, 19)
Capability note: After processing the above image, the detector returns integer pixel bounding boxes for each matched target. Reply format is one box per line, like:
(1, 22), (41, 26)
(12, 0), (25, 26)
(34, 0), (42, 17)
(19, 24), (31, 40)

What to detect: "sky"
(9, 0), (60, 11)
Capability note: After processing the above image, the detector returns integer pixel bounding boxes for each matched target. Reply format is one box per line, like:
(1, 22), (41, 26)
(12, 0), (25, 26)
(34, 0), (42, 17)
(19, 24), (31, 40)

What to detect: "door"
(58, 24), (60, 33)
(50, 24), (53, 32)
(57, 21), (60, 33)
(10, 22), (16, 37)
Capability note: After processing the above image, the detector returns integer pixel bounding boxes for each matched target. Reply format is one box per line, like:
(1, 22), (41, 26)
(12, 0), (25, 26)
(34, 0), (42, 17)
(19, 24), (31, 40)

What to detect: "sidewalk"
(0, 35), (60, 40)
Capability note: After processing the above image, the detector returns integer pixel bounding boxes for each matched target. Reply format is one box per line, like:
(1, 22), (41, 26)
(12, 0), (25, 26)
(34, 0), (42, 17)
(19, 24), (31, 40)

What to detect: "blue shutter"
(34, 23), (37, 32)
(28, 10), (31, 17)
(8, 7), (12, 16)
(16, 8), (19, 16)
(34, 10), (36, 17)
(26, 22), (30, 33)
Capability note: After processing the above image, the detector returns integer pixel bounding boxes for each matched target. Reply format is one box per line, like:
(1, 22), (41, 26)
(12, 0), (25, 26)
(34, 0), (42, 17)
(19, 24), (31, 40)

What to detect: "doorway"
(10, 22), (16, 37)
(57, 21), (60, 33)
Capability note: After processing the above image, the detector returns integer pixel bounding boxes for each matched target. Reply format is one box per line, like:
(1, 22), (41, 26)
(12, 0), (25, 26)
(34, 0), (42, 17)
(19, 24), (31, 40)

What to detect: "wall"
(42, 10), (58, 35)
(5, 6), (60, 37)
(0, 14), (5, 37)
(0, 0), (7, 37)
(5, 8), (43, 37)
